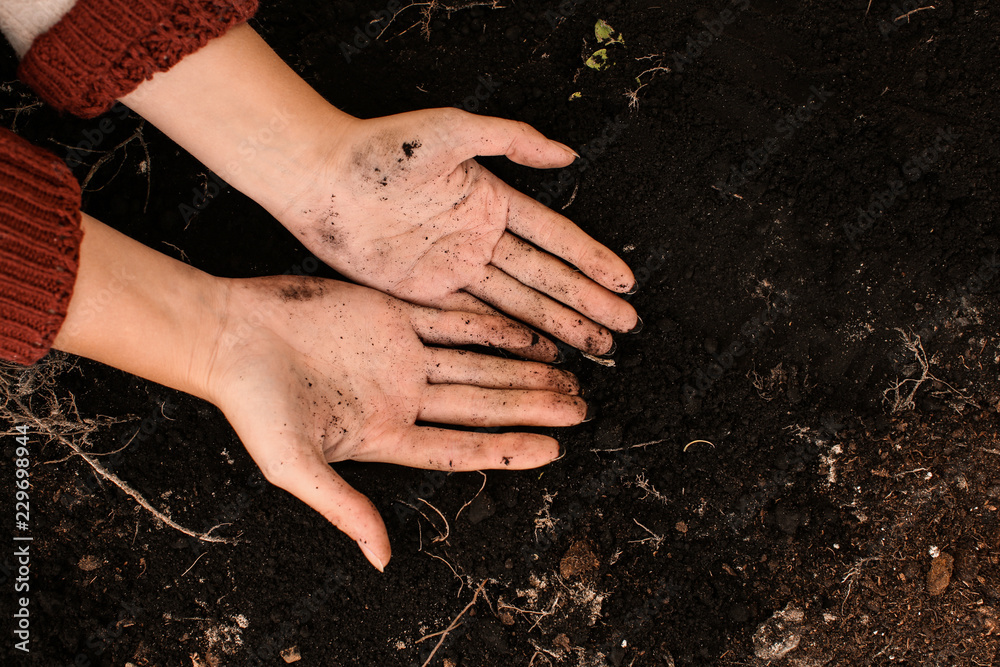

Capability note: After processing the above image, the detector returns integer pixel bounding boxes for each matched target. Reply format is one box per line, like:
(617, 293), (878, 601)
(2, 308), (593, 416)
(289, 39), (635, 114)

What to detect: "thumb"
(261, 451), (392, 572)
(448, 110), (579, 169)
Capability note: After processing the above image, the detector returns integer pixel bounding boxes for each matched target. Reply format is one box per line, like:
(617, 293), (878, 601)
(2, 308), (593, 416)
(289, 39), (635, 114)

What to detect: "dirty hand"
(54, 216), (586, 572)
(275, 108), (640, 357)
(205, 276), (587, 571)
(121, 25), (638, 358)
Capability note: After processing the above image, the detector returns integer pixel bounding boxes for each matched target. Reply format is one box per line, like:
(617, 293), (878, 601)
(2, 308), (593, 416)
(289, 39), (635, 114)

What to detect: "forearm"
(120, 23), (353, 220)
(52, 214), (226, 401)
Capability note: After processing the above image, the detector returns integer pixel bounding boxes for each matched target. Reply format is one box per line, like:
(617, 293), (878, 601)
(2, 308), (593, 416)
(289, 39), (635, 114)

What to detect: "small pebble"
(927, 552), (954, 596)
(753, 604), (805, 661)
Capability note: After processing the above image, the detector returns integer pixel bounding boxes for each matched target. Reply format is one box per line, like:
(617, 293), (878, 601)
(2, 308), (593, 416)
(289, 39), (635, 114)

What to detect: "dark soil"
(2, 1), (999, 665)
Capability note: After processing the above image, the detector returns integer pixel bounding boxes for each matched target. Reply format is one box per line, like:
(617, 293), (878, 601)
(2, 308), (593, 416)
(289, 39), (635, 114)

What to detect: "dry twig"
(80, 122), (152, 212)
(418, 580), (487, 667)
(591, 438), (667, 453)
(895, 5), (936, 22)
(629, 518), (665, 553)
(426, 552), (464, 597)
(0, 356), (234, 544)
(633, 473), (670, 505)
(378, 1), (503, 40)
(419, 498), (450, 543)
(454, 471), (487, 522)
(883, 329), (974, 413)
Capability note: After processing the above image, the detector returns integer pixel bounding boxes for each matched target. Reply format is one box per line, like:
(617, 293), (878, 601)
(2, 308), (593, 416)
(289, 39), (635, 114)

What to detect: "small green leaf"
(594, 19), (624, 45)
(585, 48), (609, 70)
(569, 91), (583, 100)
(595, 19), (615, 42)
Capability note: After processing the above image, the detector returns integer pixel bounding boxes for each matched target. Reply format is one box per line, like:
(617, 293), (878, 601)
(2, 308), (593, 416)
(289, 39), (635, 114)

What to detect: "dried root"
(883, 329), (975, 413)
(0, 355), (234, 544)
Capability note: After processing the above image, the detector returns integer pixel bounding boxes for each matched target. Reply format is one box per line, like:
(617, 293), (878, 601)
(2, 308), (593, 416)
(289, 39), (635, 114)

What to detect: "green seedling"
(586, 20), (624, 70)
(594, 19), (624, 45)
(585, 48), (609, 70)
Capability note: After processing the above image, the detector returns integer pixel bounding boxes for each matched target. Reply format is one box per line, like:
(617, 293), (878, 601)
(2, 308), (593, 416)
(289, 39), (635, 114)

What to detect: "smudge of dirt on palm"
(402, 140), (421, 158)
(278, 282), (324, 302)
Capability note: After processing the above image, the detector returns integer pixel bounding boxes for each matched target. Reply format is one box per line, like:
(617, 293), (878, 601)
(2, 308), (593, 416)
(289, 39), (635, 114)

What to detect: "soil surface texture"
(2, 1), (999, 666)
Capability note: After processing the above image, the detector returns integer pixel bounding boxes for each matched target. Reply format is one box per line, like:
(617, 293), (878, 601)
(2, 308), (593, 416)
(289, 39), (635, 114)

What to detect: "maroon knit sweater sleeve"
(18, 0), (259, 119)
(0, 129), (83, 365)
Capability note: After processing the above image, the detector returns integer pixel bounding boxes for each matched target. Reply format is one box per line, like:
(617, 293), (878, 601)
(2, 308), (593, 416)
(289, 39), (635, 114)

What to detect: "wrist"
(53, 215), (229, 402)
(120, 24), (356, 221)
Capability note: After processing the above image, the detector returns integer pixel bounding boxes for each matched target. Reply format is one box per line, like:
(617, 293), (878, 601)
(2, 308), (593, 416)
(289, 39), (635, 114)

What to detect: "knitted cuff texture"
(0, 129), (83, 365)
(18, 0), (258, 118)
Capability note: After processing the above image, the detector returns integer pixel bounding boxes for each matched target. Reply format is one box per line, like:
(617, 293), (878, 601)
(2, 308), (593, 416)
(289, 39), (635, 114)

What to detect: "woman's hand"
(121, 25), (639, 358)
(205, 276), (587, 570)
(55, 217), (585, 571)
(274, 108), (640, 357)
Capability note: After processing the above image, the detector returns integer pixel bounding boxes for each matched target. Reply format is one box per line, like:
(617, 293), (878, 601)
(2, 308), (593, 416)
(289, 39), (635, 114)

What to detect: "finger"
(425, 348), (580, 395)
(448, 110), (579, 168)
(491, 231), (639, 332)
(431, 290), (501, 317)
(353, 428), (561, 471)
(419, 385), (587, 427)
(408, 307), (559, 362)
(259, 450), (391, 572)
(465, 266), (614, 355)
(504, 185), (637, 294)
(431, 292), (562, 363)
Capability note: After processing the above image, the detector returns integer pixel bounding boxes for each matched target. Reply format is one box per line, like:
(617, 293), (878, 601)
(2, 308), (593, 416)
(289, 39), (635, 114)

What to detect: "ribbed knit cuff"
(0, 129), (83, 365)
(18, 0), (259, 119)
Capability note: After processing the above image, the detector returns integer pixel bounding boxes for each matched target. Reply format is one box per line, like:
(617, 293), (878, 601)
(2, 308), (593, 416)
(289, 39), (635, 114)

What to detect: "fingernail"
(628, 316), (644, 334)
(551, 347), (566, 365)
(552, 140), (580, 159)
(583, 403), (597, 423)
(358, 542), (385, 573)
(553, 442), (567, 461)
(626, 283), (639, 295)
(600, 339), (618, 357)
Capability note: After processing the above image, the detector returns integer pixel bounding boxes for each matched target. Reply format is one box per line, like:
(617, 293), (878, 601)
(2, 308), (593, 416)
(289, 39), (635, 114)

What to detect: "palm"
(206, 276), (586, 570)
(280, 109), (639, 356)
